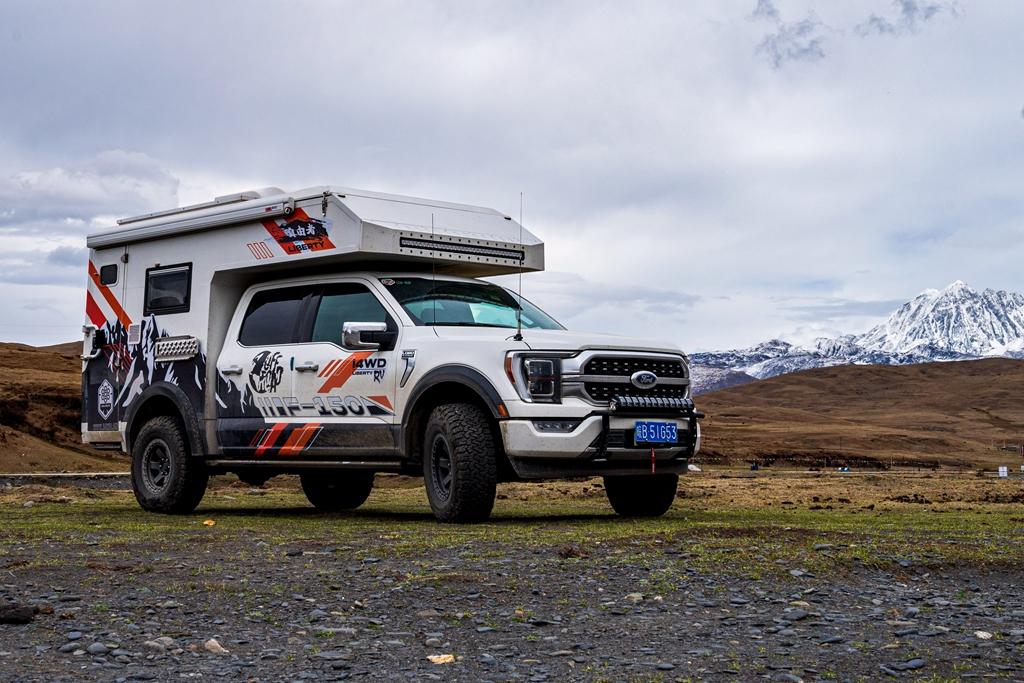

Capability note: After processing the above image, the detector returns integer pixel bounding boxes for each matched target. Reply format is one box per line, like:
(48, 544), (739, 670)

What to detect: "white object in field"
(998, 466), (1008, 478)
(688, 463), (702, 472)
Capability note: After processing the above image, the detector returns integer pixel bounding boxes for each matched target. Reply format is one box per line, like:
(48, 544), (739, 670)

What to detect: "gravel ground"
(1, 474), (1023, 682)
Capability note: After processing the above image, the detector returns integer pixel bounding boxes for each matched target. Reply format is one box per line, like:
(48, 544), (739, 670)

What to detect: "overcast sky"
(1, 0), (1022, 350)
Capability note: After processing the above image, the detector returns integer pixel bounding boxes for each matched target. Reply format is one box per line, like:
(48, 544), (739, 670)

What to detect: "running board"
(204, 459), (404, 471)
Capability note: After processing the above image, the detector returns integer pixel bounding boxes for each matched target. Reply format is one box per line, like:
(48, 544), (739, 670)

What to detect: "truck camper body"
(83, 185), (700, 521)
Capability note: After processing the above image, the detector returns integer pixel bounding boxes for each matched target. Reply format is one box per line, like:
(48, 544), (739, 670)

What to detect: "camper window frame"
(143, 262), (193, 316)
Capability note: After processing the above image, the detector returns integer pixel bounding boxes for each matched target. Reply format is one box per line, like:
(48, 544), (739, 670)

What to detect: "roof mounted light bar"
(399, 237), (524, 262)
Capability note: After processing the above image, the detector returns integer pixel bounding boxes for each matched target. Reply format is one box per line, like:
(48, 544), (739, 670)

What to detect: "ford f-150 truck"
(82, 185), (701, 522)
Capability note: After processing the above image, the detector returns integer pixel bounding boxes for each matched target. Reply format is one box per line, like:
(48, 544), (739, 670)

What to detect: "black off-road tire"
(301, 471), (375, 511)
(423, 403), (497, 523)
(131, 416), (208, 514)
(604, 473), (679, 517)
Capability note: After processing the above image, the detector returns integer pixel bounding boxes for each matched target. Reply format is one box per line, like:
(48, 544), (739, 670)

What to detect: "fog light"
(533, 420), (580, 433)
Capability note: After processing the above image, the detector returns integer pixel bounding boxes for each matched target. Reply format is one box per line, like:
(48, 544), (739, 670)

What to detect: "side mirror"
(342, 322), (391, 350)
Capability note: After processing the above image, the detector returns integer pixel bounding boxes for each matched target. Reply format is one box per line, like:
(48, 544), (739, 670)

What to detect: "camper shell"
(83, 185), (700, 522)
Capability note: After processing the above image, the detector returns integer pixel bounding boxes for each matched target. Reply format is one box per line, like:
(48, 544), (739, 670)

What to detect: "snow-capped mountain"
(691, 281), (1024, 394)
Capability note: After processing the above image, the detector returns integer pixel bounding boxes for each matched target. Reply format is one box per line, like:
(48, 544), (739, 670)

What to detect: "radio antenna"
(431, 212), (438, 326)
(513, 192), (524, 342)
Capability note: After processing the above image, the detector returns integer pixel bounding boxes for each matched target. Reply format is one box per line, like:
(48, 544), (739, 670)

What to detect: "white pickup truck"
(82, 186), (701, 522)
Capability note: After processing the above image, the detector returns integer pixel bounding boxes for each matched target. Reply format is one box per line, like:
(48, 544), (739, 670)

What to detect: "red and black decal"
(250, 422), (323, 457)
(262, 208), (336, 256)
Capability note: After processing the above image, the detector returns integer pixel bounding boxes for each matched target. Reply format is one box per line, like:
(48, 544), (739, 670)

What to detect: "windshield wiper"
(430, 322), (515, 328)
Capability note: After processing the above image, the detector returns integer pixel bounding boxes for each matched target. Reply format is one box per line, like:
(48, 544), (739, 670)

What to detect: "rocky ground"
(1, 472), (1023, 682)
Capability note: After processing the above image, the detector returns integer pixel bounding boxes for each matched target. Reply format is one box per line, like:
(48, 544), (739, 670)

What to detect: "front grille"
(585, 383), (688, 402)
(583, 356), (686, 378)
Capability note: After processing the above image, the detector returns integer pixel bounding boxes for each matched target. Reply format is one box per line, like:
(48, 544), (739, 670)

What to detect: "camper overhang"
(85, 185), (544, 277)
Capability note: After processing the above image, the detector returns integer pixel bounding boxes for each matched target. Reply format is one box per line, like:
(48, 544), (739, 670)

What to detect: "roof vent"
(215, 187), (286, 203)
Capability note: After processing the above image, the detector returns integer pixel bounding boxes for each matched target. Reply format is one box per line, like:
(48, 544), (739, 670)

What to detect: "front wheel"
(301, 471), (375, 511)
(131, 416), (208, 514)
(423, 403), (497, 523)
(604, 473), (678, 517)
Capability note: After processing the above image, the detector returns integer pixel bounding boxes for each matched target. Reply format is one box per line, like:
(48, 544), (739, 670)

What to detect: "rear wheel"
(131, 416), (208, 514)
(423, 403), (497, 523)
(604, 474), (678, 517)
(300, 471), (375, 511)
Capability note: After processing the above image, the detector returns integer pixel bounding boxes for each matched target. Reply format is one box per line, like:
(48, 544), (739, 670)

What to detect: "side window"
(99, 264), (118, 286)
(311, 284), (390, 344)
(144, 263), (191, 315)
(239, 286), (310, 346)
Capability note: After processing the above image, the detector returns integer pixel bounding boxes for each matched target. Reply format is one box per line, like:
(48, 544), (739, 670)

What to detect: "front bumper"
(500, 408), (701, 479)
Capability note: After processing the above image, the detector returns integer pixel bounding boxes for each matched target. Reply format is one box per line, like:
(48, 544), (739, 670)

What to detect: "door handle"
(295, 362), (320, 372)
(221, 365), (244, 375)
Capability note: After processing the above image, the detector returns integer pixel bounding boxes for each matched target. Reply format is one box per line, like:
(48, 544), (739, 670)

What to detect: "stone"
(86, 643), (109, 656)
(203, 639), (229, 654)
(772, 673), (803, 683)
(0, 604), (35, 624)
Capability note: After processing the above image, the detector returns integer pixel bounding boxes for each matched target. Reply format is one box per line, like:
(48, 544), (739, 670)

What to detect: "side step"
(204, 459), (404, 472)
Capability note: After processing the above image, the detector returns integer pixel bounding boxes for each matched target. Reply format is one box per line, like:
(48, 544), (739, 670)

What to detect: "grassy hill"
(0, 342), (125, 472)
(698, 358), (1024, 469)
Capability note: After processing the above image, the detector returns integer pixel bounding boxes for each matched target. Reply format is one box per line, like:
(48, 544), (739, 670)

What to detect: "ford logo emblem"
(630, 370), (658, 388)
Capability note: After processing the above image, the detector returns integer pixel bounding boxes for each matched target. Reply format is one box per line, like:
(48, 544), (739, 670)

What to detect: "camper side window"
(239, 286), (311, 346)
(144, 263), (192, 315)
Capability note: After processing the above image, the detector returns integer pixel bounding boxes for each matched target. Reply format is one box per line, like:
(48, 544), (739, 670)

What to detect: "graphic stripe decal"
(87, 261), (132, 327)
(279, 423), (322, 456)
(317, 352), (374, 393)
(254, 422), (287, 456)
(293, 424), (321, 452)
(85, 291), (106, 327)
(368, 395), (393, 411)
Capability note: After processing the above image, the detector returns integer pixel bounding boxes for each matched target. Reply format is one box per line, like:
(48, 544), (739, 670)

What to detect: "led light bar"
(612, 396), (695, 411)
(399, 237), (524, 262)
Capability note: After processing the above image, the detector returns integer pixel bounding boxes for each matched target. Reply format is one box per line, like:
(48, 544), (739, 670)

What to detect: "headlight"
(505, 352), (564, 403)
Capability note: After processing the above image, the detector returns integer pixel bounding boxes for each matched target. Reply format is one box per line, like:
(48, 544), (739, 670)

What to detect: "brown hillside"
(3, 342), (1024, 472)
(698, 358), (1024, 469)
(0, 342), (125, 472)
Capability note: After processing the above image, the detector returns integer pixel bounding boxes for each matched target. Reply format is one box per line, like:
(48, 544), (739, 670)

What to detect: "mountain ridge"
(691, 281), (1024, 393)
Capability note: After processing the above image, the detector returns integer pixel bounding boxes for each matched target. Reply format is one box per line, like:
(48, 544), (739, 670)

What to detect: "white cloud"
(0, 1), (1021, 352)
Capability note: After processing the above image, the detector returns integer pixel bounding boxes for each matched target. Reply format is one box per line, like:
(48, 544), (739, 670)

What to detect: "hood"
(430, 327), (684, 356)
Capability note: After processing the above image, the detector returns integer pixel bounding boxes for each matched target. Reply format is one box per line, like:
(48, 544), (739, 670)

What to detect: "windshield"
(379, 277), (564, 330)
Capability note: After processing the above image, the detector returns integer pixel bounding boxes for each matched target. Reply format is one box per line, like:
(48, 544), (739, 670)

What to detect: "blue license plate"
(634, 421), (677, 444)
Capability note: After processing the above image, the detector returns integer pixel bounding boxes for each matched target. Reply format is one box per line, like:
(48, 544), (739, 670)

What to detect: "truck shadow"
(198, 507), (618, 524)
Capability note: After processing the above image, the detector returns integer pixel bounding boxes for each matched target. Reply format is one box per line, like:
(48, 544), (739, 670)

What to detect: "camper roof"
(86, 185), (544, 275)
